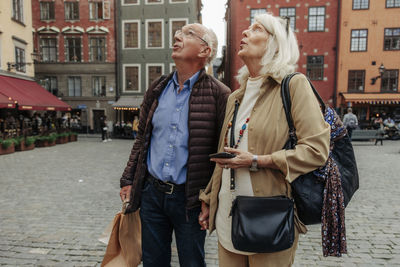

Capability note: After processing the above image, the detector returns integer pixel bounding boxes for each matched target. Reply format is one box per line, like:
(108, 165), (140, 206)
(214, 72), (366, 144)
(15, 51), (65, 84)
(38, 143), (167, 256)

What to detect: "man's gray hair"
(195, 23), (218, 65)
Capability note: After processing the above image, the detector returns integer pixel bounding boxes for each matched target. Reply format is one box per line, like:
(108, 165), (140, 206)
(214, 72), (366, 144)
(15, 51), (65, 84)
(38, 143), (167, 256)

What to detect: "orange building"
(337, 0), (400, 126)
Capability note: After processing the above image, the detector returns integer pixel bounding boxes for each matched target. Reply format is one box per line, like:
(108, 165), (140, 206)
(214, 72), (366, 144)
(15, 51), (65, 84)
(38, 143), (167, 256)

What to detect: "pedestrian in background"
(100, 116), (108, 143)
(119, 23), (230, 267)
(343, 108), (358, 139)
(199, 13), (330, 266)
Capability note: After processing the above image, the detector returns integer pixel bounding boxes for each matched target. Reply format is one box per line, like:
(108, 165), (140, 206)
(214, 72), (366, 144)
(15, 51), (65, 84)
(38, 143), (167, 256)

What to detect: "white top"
(215, 76), (263, 255)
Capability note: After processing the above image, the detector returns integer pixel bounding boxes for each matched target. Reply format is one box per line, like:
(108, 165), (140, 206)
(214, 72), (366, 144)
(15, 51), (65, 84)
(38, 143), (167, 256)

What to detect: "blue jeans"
(140, 179), (206, 267)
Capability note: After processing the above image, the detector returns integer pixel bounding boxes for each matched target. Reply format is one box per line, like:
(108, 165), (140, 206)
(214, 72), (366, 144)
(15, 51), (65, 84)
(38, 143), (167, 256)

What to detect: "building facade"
(337, 0), (400, 124)
(224, 0), (339, 106)
(32, 0), (117, 133)
(115, 0), (201, 123)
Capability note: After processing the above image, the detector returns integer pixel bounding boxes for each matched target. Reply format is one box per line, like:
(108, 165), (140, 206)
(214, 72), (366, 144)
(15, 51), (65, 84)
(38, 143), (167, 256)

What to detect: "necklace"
(224, 117), (250, 149)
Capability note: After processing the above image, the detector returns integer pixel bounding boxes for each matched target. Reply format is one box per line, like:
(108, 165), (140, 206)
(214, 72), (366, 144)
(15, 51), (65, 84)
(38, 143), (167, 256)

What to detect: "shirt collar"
(172, 70), (201, 91)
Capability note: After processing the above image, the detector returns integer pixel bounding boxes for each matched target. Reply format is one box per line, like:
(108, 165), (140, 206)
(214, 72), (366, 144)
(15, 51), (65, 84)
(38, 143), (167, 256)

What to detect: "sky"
(201, 0), (227, 58)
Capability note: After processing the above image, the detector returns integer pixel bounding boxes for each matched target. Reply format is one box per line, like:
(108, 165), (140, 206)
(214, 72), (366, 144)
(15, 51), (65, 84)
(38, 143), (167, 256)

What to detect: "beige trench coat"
(200, 73), (330, 238)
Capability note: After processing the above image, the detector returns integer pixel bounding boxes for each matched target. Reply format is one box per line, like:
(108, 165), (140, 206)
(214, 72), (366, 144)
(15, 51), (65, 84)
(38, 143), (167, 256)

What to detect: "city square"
(0, 137), (399, 266)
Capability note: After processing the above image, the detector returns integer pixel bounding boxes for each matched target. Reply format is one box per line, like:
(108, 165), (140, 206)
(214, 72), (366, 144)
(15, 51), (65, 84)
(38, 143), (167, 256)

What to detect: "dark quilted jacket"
(120, 69), (231, 213)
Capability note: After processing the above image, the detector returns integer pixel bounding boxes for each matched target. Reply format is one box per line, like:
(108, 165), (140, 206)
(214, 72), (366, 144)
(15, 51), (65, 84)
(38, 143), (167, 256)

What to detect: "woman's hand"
(210, 147), (253, 169)
(198, 201), (210, 230)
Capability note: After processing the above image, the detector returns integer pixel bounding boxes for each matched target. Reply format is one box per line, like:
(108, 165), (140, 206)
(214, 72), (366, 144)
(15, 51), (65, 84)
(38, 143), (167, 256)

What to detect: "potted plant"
(35, 135), (49, 147)
(24, 136), (36, 151)
(69, 132), (78, 142)
(48, 133), (57, 146)
(56, 132), (68, 144)
(0, 139), (16, 155)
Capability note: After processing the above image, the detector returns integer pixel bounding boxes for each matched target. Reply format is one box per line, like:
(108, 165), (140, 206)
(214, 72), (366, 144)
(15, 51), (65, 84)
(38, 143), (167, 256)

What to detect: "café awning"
(112, 96), (143, 110)
(0, 75), (71, 111)
(341, 93), (400, 104)
(0, 92), (15, 109)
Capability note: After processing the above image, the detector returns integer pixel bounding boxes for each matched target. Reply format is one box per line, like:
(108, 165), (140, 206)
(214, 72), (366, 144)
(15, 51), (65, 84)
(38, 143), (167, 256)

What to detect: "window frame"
(123, 64), (141, 93)
(92, 76), (107, 97)
(381, 69), (399, 92)
(65, 37), (82, 62)
(89, 1), (103, 21)
(64, 1), (80, 21)
(308, 6), (326, 32)
(12, 0), (24, 23)
(350, 29), (368, 52)
(386, 0), (400, 8)
(352, 0), (369, 10)
(169, 18), (188, 48)
(146, 63), (164, 89)
(250, 9), (267, 25)
(89, 37), (106, 62)
(347, 70), (366, 92)
(145, 0), (164, 4)
(145, 19), (164, 49)
(14, 46), (26, 73)
(40, 1), (55, 21)
(306, 55), (324, 81)
(67, 76), (82, 97)
(43, 76), (58, 96)
(123, 19), (141, 50)
(40, 37), (57, 62)
(169, 0), (188, 3)
(122, 0), (140, 6)
(384, 28), (400, 51)
(279, 7), (296, 31)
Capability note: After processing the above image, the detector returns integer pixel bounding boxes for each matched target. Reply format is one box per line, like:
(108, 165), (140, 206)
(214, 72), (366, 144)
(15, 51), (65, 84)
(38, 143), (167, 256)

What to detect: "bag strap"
(281, 72), (326, 149)
(230, 100), (240, 191)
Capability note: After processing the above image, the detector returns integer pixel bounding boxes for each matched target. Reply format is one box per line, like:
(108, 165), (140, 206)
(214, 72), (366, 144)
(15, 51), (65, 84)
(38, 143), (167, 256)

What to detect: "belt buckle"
(165, 182), (174, 194)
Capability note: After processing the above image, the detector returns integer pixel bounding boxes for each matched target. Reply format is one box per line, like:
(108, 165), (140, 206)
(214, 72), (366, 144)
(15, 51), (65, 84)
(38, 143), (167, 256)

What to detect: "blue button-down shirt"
(147, 71), (200, 185)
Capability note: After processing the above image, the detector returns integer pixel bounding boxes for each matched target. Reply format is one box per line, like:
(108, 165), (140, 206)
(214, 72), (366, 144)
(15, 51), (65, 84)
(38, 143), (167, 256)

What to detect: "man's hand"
(120, 185), (132, 202)
(198, 201), (210, 230)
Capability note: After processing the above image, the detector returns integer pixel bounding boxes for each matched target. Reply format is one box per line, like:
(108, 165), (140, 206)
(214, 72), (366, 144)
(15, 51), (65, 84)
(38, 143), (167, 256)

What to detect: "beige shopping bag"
(101, 202), (141, 267)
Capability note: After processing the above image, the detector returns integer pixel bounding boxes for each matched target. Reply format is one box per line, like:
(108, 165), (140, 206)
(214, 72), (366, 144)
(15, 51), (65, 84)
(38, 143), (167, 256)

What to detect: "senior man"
(120, 23), (230, 267)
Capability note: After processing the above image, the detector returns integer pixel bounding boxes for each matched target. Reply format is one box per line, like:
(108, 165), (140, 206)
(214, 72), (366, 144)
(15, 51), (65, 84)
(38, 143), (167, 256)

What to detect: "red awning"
(0, 92), (15, 109)
(0, 75), (71, 111)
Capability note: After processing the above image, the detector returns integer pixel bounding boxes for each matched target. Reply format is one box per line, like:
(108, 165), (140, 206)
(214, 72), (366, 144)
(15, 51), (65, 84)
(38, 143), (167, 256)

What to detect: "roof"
(112, 96), (143, 109)
(341, 93), (400, 104)
(0, 75), (71, 111)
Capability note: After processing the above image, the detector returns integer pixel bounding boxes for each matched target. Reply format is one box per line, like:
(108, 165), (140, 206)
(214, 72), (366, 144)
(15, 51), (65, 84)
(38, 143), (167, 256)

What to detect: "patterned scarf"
(313, 107), (347, 257)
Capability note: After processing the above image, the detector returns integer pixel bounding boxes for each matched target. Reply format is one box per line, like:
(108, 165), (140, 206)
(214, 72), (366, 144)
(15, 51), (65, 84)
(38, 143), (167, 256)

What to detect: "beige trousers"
(218, 230), (299, 267)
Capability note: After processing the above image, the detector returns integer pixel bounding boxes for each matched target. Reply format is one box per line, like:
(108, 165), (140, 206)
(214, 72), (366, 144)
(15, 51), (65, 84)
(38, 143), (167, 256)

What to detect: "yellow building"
(0, 0), (35, 78)
(337, 0), (400, 126)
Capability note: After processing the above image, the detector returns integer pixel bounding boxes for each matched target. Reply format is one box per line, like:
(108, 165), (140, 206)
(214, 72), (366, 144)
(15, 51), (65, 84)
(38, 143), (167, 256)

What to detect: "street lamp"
(370, 63), (386, 85)
(7, 52), (41, 72)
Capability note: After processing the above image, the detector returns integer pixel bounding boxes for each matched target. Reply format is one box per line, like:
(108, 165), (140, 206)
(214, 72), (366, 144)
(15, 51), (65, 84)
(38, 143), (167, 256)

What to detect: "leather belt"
(146, 174), (185, 194)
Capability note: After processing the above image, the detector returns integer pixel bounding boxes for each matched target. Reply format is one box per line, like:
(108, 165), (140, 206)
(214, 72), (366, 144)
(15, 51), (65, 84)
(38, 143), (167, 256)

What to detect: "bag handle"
(230, 100), (240, 191)
(281, 72), (326, 149)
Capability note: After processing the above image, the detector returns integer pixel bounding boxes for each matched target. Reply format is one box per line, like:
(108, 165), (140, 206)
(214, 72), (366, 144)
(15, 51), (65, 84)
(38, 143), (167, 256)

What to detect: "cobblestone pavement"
(0, 137), (399, 266)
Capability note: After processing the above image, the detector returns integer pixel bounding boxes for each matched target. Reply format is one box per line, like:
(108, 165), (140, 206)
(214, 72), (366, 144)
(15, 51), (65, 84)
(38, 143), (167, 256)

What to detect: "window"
(306, 56), (324, 80)
(381, 70), (399, 92)
(124, 65), (140, 92)
(250, 9), (267, 25)
(12, 0), (24, 23)
(170, 19), (187, 47)
(66, 38), (81, 62)
(384, 28), (400, 51)
(68, 77), (81, 96)
(15, 47), (25, 72)
(386, 0), (400, 8)
(146, 20), (163, 48)
(65, 2), (79, 20)
(90, 38), (106, 62)
(350, 29), (368, 52)
(124, 21), (140, 49)
(279, 7), (296, 31)
(40, 2), (55, 20)
(308, 7), (325, 32)
(123, 0), (139, 4)
(170, 0), (188, 2)
(43, 77), (58, 96)
(348, 70), (365, 92)
(147, 64), (163, 88)
(40, 38), (57, 62)
(146, 0), (163, 3)
(92, 76), (106, 96)
(89, 1), (103, 20)
(353, 0), (369, 9)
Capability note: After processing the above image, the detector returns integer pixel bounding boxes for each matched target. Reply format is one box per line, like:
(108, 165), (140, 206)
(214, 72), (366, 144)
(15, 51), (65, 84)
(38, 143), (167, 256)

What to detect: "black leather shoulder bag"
(229, 100), (295, 253)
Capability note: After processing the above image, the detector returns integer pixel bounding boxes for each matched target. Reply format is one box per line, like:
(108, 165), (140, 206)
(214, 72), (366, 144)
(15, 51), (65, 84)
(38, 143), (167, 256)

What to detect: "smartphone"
(209, 152), (236, 158)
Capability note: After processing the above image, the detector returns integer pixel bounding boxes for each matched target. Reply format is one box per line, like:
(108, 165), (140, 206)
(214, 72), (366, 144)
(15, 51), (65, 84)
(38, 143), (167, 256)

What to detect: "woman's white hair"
(236, 13), (300, 86)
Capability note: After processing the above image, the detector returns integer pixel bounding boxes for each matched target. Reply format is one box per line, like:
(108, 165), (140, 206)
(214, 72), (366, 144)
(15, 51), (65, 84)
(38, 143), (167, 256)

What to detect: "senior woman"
(198, 13), (330, 266)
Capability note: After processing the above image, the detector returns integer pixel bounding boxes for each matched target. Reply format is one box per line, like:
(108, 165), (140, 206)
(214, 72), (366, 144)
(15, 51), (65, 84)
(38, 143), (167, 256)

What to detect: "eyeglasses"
(175, 29), (209, 46)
